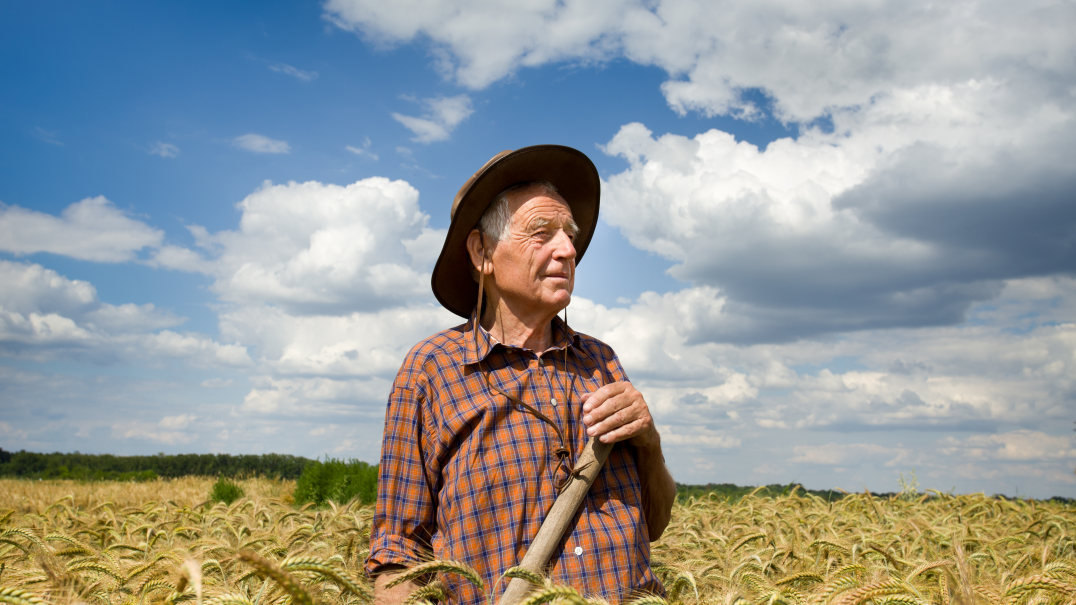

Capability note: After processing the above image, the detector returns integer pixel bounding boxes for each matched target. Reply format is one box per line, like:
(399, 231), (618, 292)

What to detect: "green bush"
(293, 458), (378, 506)
(210, 476), (244, 505)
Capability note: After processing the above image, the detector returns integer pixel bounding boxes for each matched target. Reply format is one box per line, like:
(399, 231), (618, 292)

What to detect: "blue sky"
(2, 0), (1074, 498)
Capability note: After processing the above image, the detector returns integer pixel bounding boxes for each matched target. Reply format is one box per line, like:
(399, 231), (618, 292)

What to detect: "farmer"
(366, 145), (677, 605)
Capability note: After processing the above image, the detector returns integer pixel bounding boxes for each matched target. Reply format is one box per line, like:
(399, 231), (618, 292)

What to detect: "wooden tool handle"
(496, 437), (615, 605)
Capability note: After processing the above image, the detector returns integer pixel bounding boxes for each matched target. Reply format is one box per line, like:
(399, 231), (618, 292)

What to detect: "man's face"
(489, 188), (579, 319)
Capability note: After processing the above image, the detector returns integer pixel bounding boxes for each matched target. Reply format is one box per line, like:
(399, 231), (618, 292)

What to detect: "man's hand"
(580, 380), (676, 540)
(373, 568), (418, 605)
(581, 381), (657, 447)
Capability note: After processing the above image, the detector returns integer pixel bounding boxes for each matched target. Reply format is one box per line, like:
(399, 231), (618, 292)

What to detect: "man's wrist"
(630, 425), (661, 450)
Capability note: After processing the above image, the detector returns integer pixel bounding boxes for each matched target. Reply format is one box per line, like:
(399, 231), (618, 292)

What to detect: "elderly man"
(366, 145), (676, 605)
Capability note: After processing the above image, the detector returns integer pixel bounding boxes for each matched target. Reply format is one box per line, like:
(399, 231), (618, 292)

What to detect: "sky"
(1, 0), (1074, 498)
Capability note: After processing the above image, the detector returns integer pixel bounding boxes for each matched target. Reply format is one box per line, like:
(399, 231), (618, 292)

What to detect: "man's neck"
(480, 298), (560, 352)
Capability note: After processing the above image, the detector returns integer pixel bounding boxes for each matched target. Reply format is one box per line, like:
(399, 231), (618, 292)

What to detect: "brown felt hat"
(431, 145), (601, 318)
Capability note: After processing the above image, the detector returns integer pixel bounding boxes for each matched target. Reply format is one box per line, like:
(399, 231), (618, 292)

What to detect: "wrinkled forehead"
(514, 201), (578, 236)
(506, 185), (573, 218)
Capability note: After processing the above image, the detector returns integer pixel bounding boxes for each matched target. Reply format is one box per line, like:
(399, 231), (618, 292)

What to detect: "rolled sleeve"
(365, 384), (437, 577)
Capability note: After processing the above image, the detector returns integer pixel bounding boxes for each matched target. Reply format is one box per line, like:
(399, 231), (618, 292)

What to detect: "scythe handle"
(496, 437), (615, 605)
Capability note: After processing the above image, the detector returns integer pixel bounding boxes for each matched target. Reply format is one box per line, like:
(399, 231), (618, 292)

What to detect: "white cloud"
(182, 177), (441, 313)
(324, 0), (1075, 122)
(159, 414), (196, 430)
(570, 279), (1076, 435)
(34, 127), (63, 146)
(790, 443), (905, 466)
(219, 303), (454, 377)
(392, 94), (473, 143)
(132, 331), (252, 368)
(0, 197), (164, 262)
(268, 63), (318, 81)
(113, 421), (196, 445)
(240, 375), (391, 417)
(346, 136), (379, 160)
(940, 431), (1076, 462)
(0, 260), (249, 367)
(327, 0), (1076, 345)
(84, 303), (185, 333)
(149, 141), (179, 158)
(556, 274), (1076, 494)
(599, 114), (1075, 342)
(0, 260), (97, 317)
(658, 424), (741, 448)
(149, 244), (215, 273)
(0, 421), (29, 441)
(232, 134), (291, 154)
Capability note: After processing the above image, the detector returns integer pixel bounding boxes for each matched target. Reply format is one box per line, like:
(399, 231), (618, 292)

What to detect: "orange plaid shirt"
(366, 315), (664, 604)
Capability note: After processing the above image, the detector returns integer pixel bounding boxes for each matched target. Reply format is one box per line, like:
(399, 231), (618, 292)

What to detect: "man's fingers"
(597, 417), (649, 444)
(586, 398), (646, 436)
(582, 391), (634, 426)
(581, 382), (629, 413)
(579, 380), (654, 444)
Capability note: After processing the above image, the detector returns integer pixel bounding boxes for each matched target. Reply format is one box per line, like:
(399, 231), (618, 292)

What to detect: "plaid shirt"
(366, 314), (664, 604)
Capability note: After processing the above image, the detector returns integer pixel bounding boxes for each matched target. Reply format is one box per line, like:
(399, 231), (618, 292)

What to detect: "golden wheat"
(0, 479), (1072, 605)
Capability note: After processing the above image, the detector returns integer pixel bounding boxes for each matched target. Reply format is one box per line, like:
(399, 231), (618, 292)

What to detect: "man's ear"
(466, 229), (492, 274)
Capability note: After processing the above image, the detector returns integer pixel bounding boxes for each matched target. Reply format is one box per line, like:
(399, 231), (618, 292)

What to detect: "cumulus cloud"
(323, 0), (1075, 121)
(571, 277), (1076, 435)
(0, 197), (164, 262)
(149, 141), (179, 158)
(0, 260), (249, 367)
(325, 0), (1076, 346)
(599, 115), (1075, 342)
(239, 375), (392, 418)
(392, 95), (473, 143)
(232, 134), (291, 154)
(219, 303), (454, 377)
(168, 177), (446, 314)
(559, 275), (1076, 493)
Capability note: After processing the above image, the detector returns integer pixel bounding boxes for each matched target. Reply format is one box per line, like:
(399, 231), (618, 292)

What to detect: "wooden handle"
(496, 437), (615, 605)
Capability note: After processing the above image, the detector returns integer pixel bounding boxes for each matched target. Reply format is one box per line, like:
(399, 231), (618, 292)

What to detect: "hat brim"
(431, 145), (600, 318)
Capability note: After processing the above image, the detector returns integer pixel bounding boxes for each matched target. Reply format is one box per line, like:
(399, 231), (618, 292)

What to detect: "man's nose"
(552, 230), (577, 260)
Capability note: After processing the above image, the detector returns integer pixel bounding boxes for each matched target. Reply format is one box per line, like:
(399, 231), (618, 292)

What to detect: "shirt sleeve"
(365, 381), (437, 577)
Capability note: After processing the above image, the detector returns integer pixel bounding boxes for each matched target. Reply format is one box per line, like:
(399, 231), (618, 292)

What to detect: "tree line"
(3, 448), (1070, 504)
(0, 448), (312, 481)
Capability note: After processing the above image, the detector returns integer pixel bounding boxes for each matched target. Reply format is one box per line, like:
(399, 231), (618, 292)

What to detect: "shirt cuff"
(365, 533), (429, 579)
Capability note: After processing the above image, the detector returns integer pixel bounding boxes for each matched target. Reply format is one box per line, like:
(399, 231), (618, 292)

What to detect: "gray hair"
(471, 181), (561, 282)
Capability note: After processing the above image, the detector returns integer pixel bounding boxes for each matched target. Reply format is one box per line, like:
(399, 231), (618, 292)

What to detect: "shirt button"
(574, 546), (583, 556)
(550, 398), (557, 406)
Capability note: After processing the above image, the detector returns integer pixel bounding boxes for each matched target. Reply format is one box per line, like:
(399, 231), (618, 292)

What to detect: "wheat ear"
(281, 556), (371, 601)
(237, 550), (316, 605)
(385, 560), (484, 590)
(517, 585), (588, 605)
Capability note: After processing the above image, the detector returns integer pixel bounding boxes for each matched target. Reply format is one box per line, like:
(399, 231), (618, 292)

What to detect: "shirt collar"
(461, 309), (579, 366)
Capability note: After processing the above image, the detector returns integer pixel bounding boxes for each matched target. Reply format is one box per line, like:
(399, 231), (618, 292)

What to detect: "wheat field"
(0, 479), (1073, 605)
